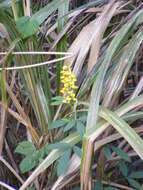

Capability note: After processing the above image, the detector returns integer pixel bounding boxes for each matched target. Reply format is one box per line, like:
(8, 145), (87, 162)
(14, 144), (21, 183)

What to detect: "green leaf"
(64, 119), (76, 132)
(111, 146), (131, 162)
(0, 70), (7, 106)
(49, 119), (68, 129)
(129, 171), (143, 179)
(31, 0), (68, 25)
(78, 114), (87, 122)
(99, 106), (143, 161)
(127, 178), (141, 190)
(118, 160), (128, 177)
(104, 187), (119, 190)
(77, 121), (85, 138)
(94, 180), (103, 190)
(47, 142), (71, 150)
(51, 96), (64, 105)
(51, 96), (64, 101)
(73, 146), (82, 158)
(51, 101), (63, 106)
(104, 146), (112, 160)
(57, 148), (71, 176)
(16, 16), (39, 39)
(15, 141), (36, 156)
(0, 0), (20, 8)
(20, 152), (39, 173)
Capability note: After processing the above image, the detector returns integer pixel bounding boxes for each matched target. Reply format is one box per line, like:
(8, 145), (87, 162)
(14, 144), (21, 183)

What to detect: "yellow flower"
(60, 65), (78, 104)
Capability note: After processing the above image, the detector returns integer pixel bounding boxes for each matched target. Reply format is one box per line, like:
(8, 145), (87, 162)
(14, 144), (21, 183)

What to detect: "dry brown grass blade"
(87, 0), (120, 74)
(23, 0), (31, 16)
(81, 94), (143, 190)
(50, 10), (82, 50)
(5, 82), (40, 145)
(0, 156), (24, 184)
(0, 23), (11, 43)
(130, 76), (143, 99)
(64, 0), (120, 77)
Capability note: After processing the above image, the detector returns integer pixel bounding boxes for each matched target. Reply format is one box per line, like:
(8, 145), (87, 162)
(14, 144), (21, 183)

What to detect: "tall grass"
(0, 0), (143, 190)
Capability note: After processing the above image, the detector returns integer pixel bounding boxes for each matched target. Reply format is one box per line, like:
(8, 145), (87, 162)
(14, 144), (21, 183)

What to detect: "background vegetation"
(0, 0), (143, 189)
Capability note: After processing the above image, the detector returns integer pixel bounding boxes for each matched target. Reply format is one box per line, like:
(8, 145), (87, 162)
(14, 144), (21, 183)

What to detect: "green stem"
(12, 0), (18, 21)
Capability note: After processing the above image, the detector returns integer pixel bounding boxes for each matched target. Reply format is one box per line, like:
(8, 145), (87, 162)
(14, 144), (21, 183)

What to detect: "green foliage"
(47, 142), (71, 150)
(0, 70), (7, 106)
(129, 171), (143, 179)
(111, 146), (131, 162)
(19, 151), (39, 173)
(73, 145), (82, 158)
(49, 119), (68, 129)
(95, 180), (103, 190)
(127, 178), (141, 190)
(104, 146), (112, 160)
(76, 120), (85, 138)
(16, 16), (39, 39)
(15, 141), (36, 156)
(64, 119), (76, 132)
(1, 0), (143, 189)
(57, 148), (71, 176)
(15, 141), (47, 173)
(104, 188), (119, 190)
(51, 96), (64, 106)
(118, 160), (128, 177)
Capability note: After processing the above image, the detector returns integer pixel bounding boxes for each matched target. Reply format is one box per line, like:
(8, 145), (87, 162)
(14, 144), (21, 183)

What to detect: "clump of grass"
(0, 1), (143, 190)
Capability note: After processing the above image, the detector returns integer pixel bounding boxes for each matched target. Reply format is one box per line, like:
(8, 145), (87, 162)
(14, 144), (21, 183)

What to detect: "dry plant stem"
(0, 181), (16, 190)
(82, 95), (143, 190)
(93, 179), (134, 190)
(23, 0), (31, 16)
(87, 0), (120, 73)
(4, 140), (19, 174)
(0, 55), (72, 71)
(130, 76), (143, 99)
(53, 126), (143, 190)
(0, 156), (24, 184)
(0, 51), (73, 55)
(5, 82), (40, 145)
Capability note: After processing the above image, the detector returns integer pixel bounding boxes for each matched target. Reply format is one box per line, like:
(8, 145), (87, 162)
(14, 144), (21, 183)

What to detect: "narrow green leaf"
(104, 146), (112, 160)
(77, 121), (85, 138)
(51, 96), (64, 105)
(111, 146), (131, 162)
(118, 160), (128, 177)
(0, 70), (7, 106)
(47, 142), (71, 150)
(127, 178), (141, 190)
(51, 101), (63, 106)
(49, 119), (68, 129)
(78, 114), (87, 122)
(129, 171), (143, 179)
(56, 0), (69, 94)
(104, 187), (119, 190)
(100, 108), (143, 160)
(31, 0), (68, 26)
(57, 148), (71, 176)
(15, 141), (36, 156)
(0, 0), (20, 8)
(73, 146), (82, 158)
(64, 119), (76, 132)
(94, 180), (103, 190)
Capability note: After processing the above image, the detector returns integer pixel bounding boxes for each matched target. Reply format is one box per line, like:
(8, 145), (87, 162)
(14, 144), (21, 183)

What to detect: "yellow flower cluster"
(60, 65), (78, 104)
